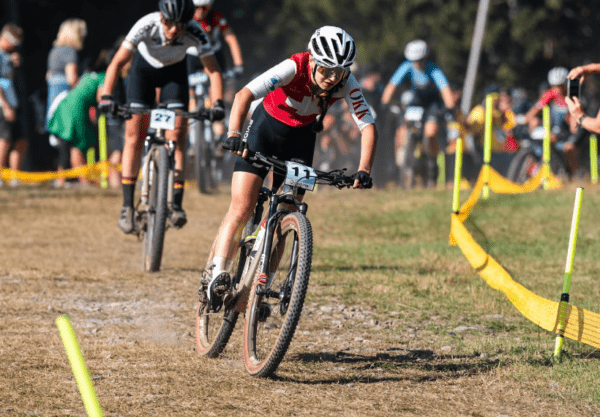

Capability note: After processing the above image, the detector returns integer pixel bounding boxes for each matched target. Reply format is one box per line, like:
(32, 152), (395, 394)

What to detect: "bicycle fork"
(255, 187), (307, 298)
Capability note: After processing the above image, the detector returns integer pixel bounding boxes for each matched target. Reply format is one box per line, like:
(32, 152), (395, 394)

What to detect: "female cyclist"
(204, 26), (378, 308)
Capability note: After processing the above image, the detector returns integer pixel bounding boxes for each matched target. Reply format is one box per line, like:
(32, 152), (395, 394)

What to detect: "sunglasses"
(316, 65), (350, 80)
(161, 19), (187, 31)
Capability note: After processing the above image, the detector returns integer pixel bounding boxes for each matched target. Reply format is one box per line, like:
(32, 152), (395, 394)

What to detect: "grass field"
(1, 181), (600, 416)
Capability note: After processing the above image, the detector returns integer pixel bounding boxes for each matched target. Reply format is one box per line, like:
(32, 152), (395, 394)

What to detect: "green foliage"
(225, 0), (600, 97)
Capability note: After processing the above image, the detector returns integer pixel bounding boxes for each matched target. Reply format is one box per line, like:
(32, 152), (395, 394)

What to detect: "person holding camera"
(566, 64), (600, 135)
(526, 67), (581, 176)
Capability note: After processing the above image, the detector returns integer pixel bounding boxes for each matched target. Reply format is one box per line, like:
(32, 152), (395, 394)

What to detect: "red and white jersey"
(195, 9), (230, 52)
(245, 52), (375, 130)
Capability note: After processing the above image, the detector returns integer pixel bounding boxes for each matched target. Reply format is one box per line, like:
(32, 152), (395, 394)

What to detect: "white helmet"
(404, 40), (428, 61)
(192, 0), (213, 6)
(308, 26), (356, 70)
(547, 66), (568, 86)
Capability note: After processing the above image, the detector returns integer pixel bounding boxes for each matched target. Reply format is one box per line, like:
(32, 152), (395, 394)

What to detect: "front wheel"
(195, 237), (249, 357)
(243, 212), (313, 377)
(142, 146), (169, 272)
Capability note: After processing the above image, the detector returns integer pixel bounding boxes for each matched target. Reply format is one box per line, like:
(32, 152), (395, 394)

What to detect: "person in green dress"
(48, 52), (108, 185)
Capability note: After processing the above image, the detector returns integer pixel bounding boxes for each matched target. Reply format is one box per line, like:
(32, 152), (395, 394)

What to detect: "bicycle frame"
(138, 128), (177, 219)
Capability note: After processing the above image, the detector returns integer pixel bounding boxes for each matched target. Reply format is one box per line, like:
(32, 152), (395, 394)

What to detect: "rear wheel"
(506, 149), (537, 183)
(142, 146), (169, 272)
(242, 212), (313, 377)
(507, 148), (567, 184)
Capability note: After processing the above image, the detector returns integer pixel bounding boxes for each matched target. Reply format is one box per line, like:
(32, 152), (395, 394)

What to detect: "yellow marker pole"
(452, 138), (463, 213)
(87, 148), (95, 166)
(554, 187), (584, 360)
(98, 114), (108, 189)
(482, 94), (493, 199)
(56, 315), (104, 417)
(437, 151), (446, 189)
(542, 106), (551, 190)
(590, 134), (598, 185)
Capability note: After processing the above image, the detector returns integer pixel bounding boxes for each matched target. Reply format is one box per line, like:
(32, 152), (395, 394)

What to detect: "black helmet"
(158, 0), (195, 23)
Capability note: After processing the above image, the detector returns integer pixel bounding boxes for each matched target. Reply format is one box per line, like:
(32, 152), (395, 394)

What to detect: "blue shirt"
(0, 50), (17, 108)
(388, 61), (449, 105)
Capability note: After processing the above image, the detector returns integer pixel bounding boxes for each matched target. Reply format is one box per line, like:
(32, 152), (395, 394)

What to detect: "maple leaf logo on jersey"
(268, 77), (281, 91)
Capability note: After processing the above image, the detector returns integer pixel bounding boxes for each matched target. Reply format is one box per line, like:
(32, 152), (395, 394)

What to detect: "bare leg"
(122, 114), (149, 179)
(70, 147), (92, 184)
(207, 171), (264, 269)
(166, 114), (188, 183)
(8, 138), (27, 171)
(0, 138), (10, 168)
(108, 150), (122, 188)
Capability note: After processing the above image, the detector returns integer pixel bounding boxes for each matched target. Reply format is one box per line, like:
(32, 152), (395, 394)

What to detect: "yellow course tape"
(450, 166), (600, 350)
(0, 162), (119, 183)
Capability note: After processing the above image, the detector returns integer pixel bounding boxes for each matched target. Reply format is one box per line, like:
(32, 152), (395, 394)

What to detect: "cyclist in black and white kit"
(99, 0), (225, 234)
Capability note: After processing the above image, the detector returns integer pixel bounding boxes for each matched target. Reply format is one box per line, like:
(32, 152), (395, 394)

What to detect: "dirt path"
(1, 186), (596, 416)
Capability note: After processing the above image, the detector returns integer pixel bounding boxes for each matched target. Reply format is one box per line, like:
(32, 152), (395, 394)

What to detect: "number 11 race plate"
(285, 161), (317, 191)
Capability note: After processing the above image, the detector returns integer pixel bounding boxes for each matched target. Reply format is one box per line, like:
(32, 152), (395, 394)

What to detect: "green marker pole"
(437, 151), (446, 189)
(452, 138), (463, 213)
(554, 187), (584, 360)
(543, 106), (551, 190)
(98, 114), (108, 189)
(56, 315), (104, 417)
(482, 94), (493, 200)
(590, 134), (598, 185)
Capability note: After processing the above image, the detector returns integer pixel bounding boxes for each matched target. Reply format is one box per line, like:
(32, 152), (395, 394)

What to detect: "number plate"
(188, 71), (209, 87)
(284, 161), (317, 191)
(404, 106), (424, 122)
(150, 109), (176, 130)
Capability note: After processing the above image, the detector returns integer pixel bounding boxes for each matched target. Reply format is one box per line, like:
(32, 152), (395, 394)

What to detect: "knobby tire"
(243, 212), (313, 377)
(142, 146), (169, 272)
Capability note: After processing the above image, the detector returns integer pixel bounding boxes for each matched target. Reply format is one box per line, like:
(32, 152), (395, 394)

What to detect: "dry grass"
(1, 184), (599, 416)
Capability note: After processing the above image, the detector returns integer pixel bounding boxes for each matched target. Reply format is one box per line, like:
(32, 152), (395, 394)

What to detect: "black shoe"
(118, 206), (135, 234)
(168, 207), (187, 229)
(208, 272), (232, 312)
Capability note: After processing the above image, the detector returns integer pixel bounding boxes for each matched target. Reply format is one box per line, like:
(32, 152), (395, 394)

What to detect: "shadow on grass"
(275, 349), (502, 384)
(313, 265), (406, 273)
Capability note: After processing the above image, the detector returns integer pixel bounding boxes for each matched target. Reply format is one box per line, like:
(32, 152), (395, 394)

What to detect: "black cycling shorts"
(234, 102), (317, 193)
(127, 51), (189, 109)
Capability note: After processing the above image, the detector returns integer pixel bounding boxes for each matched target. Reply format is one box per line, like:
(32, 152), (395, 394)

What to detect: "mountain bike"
(396, 103), (427, 188)
(195, 149), (370, 377)
(188, 71), (235, 194)
(506, 125), (567, 183)
(116, 105), (215, 272)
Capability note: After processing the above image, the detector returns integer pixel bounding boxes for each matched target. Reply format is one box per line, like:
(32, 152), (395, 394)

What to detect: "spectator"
(47, 50), (109, 186)
(46, 18), (87, 184)
(566, 63), (600, 135)
(525, 67), (580, 175)
(0, 23), (24, 186)
(466, 85), (516, 153)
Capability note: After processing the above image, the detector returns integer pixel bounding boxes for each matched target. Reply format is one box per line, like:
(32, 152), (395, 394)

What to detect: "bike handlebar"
(113, 105), (214, 121)
(243, 149), (371, 189)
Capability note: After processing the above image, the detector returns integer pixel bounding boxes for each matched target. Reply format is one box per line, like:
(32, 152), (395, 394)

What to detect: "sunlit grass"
(306, 184), (600, 407)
